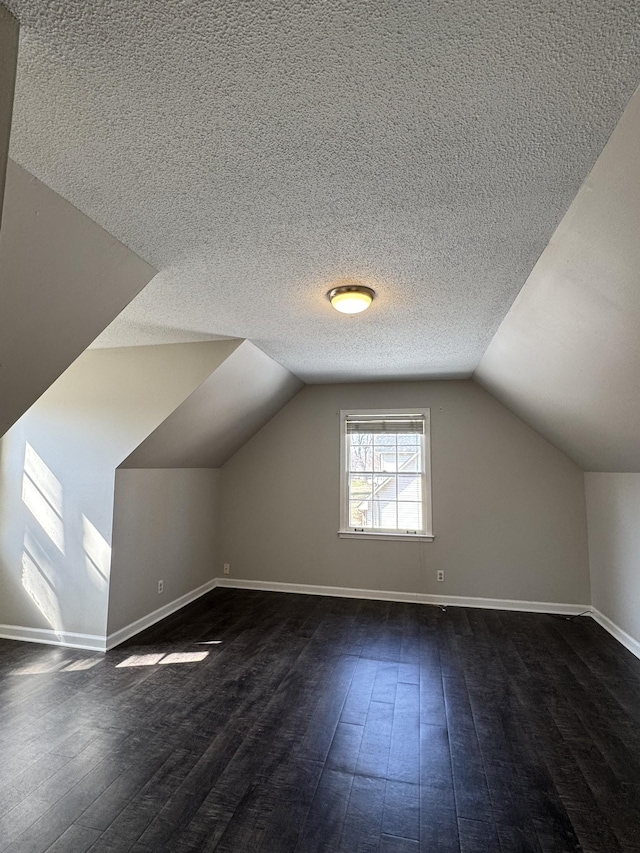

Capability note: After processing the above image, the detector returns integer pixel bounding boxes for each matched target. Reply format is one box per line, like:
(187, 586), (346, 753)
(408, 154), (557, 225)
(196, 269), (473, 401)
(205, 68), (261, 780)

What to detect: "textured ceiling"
(0, 3), (18, 232)
(6, 0), (640, 382)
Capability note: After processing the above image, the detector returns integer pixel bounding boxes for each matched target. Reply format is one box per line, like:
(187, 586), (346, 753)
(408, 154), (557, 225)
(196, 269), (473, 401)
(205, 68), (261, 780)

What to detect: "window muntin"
(340, 410), (432, 539)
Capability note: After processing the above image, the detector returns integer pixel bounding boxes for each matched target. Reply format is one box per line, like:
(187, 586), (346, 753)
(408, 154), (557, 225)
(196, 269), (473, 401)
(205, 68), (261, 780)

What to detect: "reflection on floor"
(0, 588), (639, 852)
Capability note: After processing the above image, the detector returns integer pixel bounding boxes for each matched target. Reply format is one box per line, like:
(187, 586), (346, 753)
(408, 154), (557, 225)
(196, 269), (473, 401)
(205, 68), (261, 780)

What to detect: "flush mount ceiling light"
(327, 284), (376, 314)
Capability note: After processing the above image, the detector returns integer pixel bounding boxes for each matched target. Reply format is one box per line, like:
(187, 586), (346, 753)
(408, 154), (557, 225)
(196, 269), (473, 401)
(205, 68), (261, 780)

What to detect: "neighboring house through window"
(339, 409), (433, 541)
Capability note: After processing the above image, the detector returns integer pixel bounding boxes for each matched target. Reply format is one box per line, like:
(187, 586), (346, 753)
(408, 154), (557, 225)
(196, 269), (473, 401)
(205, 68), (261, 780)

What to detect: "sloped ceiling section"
(121, 341), (304, 469)
(475, 86), (640, 473)
(0, 161), (157, 437)
(30, 341), (244, 471)
(0, 4), (18, 231)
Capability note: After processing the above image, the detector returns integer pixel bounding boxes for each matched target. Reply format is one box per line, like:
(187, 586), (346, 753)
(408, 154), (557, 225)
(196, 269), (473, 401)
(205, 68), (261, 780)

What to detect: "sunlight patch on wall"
(23, 527), (56, 587)
(82, 514), (111, 588)
(22, 443), (65, 554)
(21, 529), (63, 638)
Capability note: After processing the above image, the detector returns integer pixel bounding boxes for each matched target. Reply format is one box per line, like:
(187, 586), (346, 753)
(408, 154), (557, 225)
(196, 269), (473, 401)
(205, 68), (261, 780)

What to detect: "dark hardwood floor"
(0, 589), (639, 852)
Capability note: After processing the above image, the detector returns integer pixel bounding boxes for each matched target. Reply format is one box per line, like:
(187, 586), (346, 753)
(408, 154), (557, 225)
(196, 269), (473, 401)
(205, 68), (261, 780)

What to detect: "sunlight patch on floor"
(116, 651), (210, 668)
(62, 657), (102, 672)
(159, 652), (208, 664)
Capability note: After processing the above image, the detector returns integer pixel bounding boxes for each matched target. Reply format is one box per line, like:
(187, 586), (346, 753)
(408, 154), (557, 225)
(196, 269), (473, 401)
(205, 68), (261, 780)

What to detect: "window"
(339, 409), (433, 541)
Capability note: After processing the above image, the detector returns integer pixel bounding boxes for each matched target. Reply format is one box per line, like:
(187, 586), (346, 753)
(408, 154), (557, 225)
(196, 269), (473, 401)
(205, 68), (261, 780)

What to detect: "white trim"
(4, 580), (637, 661)
(338, 530), (434, 542)
(217, 579), (639, 658)
(590, 608), (640, 661)
(214, 577), (588, 615)
(0, 578), (220, 653)
(339, 408), (433, 539)
(105, 577), (218, 650)
(0, 624), (106, 652)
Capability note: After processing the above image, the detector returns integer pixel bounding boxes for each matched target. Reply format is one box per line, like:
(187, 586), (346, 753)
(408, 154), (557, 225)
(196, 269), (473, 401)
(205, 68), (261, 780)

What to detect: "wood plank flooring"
(0, 589), (639, 852)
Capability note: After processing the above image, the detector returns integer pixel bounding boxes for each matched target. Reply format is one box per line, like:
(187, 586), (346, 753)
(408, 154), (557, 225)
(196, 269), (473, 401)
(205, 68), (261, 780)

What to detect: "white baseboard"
(218, 578), (640, 659)
(214, 577), (589, 616)
(105, 578), (218, 650)
(0, 578), (220, 653)
(590, 608), (640, 661)
(4, 579), (638, 662)
(0, 624), (106, 652)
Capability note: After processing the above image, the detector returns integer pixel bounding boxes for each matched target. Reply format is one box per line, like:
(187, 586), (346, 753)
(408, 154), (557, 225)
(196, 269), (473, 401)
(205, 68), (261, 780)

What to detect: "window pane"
(349, 432), (373, 444)
(350, 500), (372, 528)
(397, 433), (419, 445)
(373, 433), (396, 446)
(349, 474), (373, 501)
(372, 501), (397, 529)
(398, 502), (422, 529)
(398, 449), (420, 472)
(344, 412), (429, 537)
(350, 444), (372, 472)
(374, 448), (397, 472)
(373, 474), (396, 500)
(398, 474), (422, 501)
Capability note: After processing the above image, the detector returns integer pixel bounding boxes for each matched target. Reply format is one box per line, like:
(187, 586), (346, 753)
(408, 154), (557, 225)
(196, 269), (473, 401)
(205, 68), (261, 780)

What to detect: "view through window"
(340, 410), (432, 538)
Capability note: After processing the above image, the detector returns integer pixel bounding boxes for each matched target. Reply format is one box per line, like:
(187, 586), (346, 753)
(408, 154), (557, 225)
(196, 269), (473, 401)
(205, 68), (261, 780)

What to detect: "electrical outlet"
(436, 570), (444, 583)
(223, 563), (230, 575)
(158, 579), (164, 594)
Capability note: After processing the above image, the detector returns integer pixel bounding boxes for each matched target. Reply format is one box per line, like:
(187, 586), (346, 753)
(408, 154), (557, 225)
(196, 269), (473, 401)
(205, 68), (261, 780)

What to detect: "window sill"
(338, 530), (434, 542)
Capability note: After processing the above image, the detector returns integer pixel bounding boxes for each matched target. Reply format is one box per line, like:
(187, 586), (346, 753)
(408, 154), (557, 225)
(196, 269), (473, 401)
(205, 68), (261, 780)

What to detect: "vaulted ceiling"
(476, 85), (640, 472)
(6, 0), (640, 383)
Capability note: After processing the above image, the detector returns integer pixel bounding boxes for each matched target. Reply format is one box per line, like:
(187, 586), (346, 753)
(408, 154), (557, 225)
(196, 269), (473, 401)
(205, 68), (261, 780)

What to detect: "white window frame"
(339, 408), (434, 542)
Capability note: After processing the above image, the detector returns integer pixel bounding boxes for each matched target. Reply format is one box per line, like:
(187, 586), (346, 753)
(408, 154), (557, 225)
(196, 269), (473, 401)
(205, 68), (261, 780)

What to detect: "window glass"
(342, 410), (431, 537)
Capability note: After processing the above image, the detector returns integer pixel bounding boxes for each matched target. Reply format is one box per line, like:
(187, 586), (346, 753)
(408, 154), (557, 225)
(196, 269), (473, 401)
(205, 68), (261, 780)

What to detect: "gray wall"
(108, 469), (221, 636)
(0, 5), (18, 232)
(585, 473), (640, 646)
(221, 381), (591, 605)
(0, 161), (156, 437)
(0, 342), (235, 639)
(122, 341), (303, 468)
